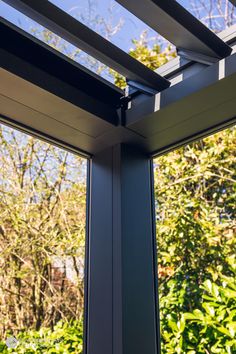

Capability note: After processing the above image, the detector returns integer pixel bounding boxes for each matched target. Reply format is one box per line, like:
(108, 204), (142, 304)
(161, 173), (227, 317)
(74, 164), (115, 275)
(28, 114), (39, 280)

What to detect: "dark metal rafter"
(116, 0), (232, 59)
(2, 0), (170, 92)
(229, 0), (236, 6)
(0, 19), (122, 124)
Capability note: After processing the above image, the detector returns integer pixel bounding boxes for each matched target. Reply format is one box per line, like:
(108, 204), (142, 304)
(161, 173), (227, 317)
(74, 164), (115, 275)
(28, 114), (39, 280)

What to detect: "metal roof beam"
(116, 0), (232, 59)
(2, 0), (170, 92)
(0, 19), (122, 125)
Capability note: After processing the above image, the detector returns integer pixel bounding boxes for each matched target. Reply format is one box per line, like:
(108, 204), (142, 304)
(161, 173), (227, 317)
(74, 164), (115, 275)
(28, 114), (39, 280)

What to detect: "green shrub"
(0, 320), (83, 354)
(160, 260), (236, 354)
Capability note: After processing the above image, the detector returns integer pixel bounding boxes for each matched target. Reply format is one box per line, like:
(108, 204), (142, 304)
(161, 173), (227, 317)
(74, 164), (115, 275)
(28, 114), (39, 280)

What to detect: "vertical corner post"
(85, 144), (159, 354)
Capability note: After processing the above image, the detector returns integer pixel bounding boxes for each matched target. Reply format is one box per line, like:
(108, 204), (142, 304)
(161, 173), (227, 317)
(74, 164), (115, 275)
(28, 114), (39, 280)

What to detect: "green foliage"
(155, 127), (236, 353)
(0, 320), (83, 354)
(160, 260), (236, 354)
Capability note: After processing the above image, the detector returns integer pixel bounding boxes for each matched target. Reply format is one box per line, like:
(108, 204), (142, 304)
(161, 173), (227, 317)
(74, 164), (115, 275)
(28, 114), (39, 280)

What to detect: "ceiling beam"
(2, 0), (170, 92)
(0, 19), (122, 125)
(1, 7), (236, 157)
(116, 0), (232, 59)
(229, 0), (236, 6)
(126, 53), (236, 156)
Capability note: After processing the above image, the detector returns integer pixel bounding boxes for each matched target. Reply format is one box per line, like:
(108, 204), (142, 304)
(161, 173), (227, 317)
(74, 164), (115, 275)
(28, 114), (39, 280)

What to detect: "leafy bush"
(0, 320), (83, 354)
(155, 127), (236, 353)
(160, 259), (236, 353)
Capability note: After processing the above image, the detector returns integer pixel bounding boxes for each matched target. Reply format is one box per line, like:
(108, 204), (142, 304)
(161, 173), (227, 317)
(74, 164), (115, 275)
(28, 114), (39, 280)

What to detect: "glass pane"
(177, 0), (236, 32)
(48, 0), (176, 86)
(49, 0), (165, 53)
(0, 122), (87, 353)
(154, 126), (236, 353)
(0, 0), (119, 83)
(0, 0), (176, 88)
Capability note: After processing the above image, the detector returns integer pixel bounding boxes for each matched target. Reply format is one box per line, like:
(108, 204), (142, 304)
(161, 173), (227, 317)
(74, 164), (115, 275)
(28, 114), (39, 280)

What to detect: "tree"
(0, 125), (87, 336)
(189, 0), (236, 32)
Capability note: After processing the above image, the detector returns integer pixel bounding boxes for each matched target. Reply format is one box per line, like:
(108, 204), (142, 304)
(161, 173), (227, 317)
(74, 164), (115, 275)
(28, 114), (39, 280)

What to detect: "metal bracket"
(177, 48), (219, 66)
(127, 80), (158, 96)
(118, 86), (132, 126)
(118, 80), (159, 125)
